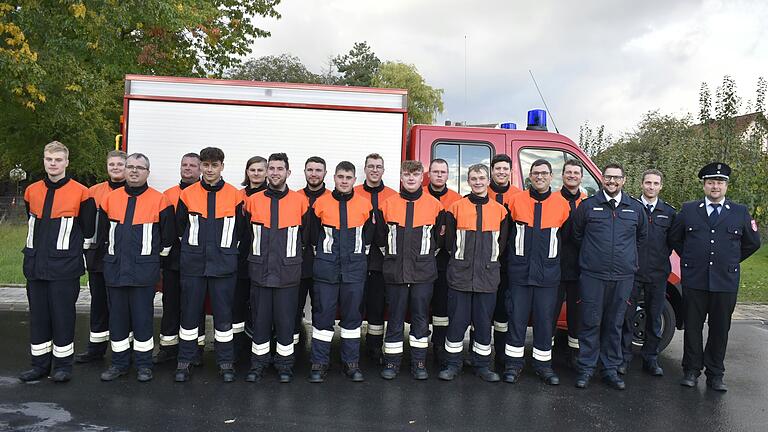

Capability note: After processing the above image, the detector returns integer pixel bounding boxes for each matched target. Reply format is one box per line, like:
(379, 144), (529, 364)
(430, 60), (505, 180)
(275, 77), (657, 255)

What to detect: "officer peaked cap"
(698, 162), (730, 181)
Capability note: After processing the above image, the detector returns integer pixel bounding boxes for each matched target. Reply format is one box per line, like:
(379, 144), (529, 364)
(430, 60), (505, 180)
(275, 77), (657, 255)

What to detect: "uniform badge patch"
(752, 219), (758, 232)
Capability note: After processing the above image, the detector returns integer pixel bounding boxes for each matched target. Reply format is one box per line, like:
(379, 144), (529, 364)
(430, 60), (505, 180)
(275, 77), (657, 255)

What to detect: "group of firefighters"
(19, 140), (760, 392)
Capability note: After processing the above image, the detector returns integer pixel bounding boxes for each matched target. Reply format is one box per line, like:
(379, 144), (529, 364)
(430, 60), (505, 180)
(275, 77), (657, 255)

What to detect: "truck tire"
(629, 298), (676, 353)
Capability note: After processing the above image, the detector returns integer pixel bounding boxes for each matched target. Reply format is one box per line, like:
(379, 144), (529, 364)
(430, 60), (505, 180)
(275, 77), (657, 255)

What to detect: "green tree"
(372, 61), (443, 125)
(755, 76), (766, 113)
(698, 82), (712, 124)
(578, 121), (610, 158)
(333, 41), (380, 87)
(227, 53), (321, 83)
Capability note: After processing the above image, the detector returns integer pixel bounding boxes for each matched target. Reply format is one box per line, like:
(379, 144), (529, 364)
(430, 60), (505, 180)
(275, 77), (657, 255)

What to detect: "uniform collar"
(125, 183), (148, 196)
(641, 195), (658, 210)
(400, 187), (423, 201)
(245, 182), (266, 196)
(363, 182), (385, 193)
(201, 178), (225, 192)
(428, 183), (448, 198)
(108, 179), (126, 190)
(44, 175), (70, 189)
(529, 187), (551, 202)
(560, 186), (580, 201)
(332, 189), (354, 201)
(303, 183), (327, 198)
(490, 181), (509, 194)
(179, 179), (198, 190)
(265, 185), (289, 199)
(468, 193), (489, 205)
(705, 196), (726, 207)
(602, 189), (622, 205)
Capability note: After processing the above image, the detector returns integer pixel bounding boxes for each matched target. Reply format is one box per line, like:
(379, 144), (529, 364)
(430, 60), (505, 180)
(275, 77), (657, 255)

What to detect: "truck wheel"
(630, 298), (676, 353)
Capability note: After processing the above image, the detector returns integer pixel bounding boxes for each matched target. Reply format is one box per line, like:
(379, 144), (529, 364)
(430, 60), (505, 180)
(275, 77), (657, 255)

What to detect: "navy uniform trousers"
(310, 281), (364, 365)
(622, 279), (667, 363)
(430, 271), (450, 362)
(178, 275), (235, 366)
(251, 284), (298, 369)
(491, 273), (509, 362)
(233, 275), (251, 352)
(682, 288), (738, 378)
(159, 270), (205, 352)
(108, 285), (155, 370)
(384, 283), (433, 365)
(505, 283), (560, 371)
(363, 271), (386, 351)
(27, 279), (80, 373)
(85, 271), (109, 356)
(555, 280), (580, 351)
(577, 274), (633, 377)
(444, 289), (497, 368)
(296, 277), (316, 344)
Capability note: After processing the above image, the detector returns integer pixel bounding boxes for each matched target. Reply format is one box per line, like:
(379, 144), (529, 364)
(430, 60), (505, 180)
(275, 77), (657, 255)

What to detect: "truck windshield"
(518, 147), (600, 195)
(434, 141), (493, 195)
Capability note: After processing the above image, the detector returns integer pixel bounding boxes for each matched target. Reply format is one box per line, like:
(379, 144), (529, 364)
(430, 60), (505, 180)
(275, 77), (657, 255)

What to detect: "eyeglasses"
(604, 175), (624, 181)
(125, 165), (148, 171)
(530, 171), (551, 178)
(366, 165), (384, 171)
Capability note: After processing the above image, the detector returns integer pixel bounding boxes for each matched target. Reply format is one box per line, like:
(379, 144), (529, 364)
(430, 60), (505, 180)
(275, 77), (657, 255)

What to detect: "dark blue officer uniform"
(621, 197), (676, 366)
(571, 190), (647, 379)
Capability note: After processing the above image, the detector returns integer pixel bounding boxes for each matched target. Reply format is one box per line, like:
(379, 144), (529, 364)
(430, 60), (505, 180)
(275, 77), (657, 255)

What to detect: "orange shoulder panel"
(163, 185), (182, 211)
(245, 191), (270, 227)
(381, 196), (408, 226)
(413, 194), (443, 227)
(448, 198), (478, 231)
(482, 200), (508, 232)
(540, 193), (571, 229)
(214, 183), (242, 219)
(89, 182), (113, 207)
(102, 189), (130, 224)
(313, 194), (341, 229)
(277, 190), (308, 228)
(179, 183), (208, 218)
(347, 194), (373, 228)
(50, 180), (88, 218)
(24, 181), (46, 217)
(132, 187), (167, 225)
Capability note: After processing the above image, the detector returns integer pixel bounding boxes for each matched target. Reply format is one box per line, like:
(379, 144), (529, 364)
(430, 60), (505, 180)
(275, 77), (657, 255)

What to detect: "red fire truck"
(121, 75), (682, 352)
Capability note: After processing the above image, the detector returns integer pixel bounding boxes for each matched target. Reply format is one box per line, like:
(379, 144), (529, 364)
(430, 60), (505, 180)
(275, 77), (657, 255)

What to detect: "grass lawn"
(739, 244), (768, 303)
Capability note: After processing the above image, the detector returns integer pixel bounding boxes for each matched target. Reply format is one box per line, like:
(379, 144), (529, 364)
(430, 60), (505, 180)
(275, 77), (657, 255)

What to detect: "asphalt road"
(0, 311), (766, 432)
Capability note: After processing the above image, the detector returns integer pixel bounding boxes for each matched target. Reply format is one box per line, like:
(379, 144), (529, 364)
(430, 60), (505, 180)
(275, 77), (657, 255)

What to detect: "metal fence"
(0, 196), (27, 225)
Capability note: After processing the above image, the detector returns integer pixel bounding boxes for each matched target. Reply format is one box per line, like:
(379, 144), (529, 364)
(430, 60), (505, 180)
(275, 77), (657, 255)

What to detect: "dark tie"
(646, 203), (653, 214)
(609, 199), (617, 210)
(709, 203), (721, 226)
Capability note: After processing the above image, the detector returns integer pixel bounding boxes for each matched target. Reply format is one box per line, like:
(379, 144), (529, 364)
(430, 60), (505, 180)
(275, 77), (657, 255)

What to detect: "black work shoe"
(706, 376), (728, 392)
(438, 366), (460, 381)
(536, 368), (560, 386)
(344, 363), (365, 382)
(410, 361), (428, 380)
(75, 350), (104, 364)
(367, 348), (384, 365)
(100, 366), (128, 381)
(474, 367), (500, 383)
(308, 364), (328, 383)
(174, 363), (191, 382)
(277, 369), (294, 383)
(502, 367), (521, 384)
(191, 347), (204, 367)
(219, 364), (236, 383)
(575, 374), (591, 389)
(245, 367), (265, 383)
(380, 363), (399, 380)
(137, 368), (153, 382)
(617, 361), (629, 375)
(680, 370), (698, 388)
(51, 370), (71, 383)
(19, 368), (47, 382)
(602, 374), (626, 390)
(642, 361), (664, 377)
(153, 347), (178, 364)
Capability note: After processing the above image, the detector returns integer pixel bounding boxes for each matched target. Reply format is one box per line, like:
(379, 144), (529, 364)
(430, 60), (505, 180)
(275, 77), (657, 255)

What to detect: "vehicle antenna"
(529, 70), (559, 134)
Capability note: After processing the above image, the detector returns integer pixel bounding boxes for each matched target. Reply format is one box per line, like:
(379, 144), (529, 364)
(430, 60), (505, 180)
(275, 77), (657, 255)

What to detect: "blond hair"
(44, 141), (69, 158)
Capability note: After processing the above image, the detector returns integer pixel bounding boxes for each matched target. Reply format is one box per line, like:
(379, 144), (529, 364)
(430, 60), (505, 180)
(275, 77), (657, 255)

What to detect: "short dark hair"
(182, 152), (200, 161)
(491, 154), (512, 169)
(529, 159), (552, 174)
(199, 147), (224, 163)
(269, 152), (289, 170)
(401, 160), (424, 174)
(602, 163), (624, 176)
(365, 153), (384, 166)
(107, 150), (127, 160)
(127, 152), (150, 170)
(335, 161), (356, 175)
(642, 169), (663, 183)
(562, 159), (583, 174)
(242, 156), (267, 186)
(305, 156), (326, 168)
(429, 158), (449, 170)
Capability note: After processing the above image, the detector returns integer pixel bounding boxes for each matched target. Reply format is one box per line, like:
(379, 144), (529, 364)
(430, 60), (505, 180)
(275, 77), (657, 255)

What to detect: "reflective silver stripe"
(111, 338), (131, 353)
(432, 316), (449, 327)
(505, 345), (524, 358)
(52, 342), (74, 358)
(159, 334), (179, 346)
(30, 341), (52, 356)
(367, 324), (384, 336)
(197, 335), (205, 346)
(454, 229), (466, 260)
(232, 322), (245, 334)
(420, 225), (433, 255)
(286, 226), (299, 258)
(293, 333), (300, 344)
(548, 227), (559, 259)
(515, 223), (526, 256)
(533, 347), (552, 362)
(387, 224), (397, 254)
(84, 211), (99, 249)
(188, 215), (199, 246)
(90, 331), (109, 343)
(26, 215), (35, 248)
(409, 334), (429, 349)
(493, 321), (508, 332)
(568, 336), (580, 349)
(56, 217), (73, 250)
(252, 341), (270, 356)
(220, 216), (235, 248)
(322, 226), (334, 254)
(251, 224), (262, 256)
(179, 327), (198, 341)
(445, 339), (464, 354)
(340, 327), (361, 339)
(312, 327), (334, 342)
(107, 221), (117, 255)
(490, 230), (500, 262)
(160, 246), (171, 256)
(133, 337), (154, 352)
(276, 342), (294, 357)
(383, 341), (403, 354)
(214, 328), (233, 343)
(141, 223), (153, 255)
(472, 341), (492, 356)
(354, 226), (364, 254)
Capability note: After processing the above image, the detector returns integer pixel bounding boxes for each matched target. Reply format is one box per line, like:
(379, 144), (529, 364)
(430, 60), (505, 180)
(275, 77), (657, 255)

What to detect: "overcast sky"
(250, 0), (767, 140)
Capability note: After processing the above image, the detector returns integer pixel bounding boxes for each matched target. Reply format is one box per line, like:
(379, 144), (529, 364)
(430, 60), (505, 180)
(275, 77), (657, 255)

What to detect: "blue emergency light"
(499, 122), (517, 130)
(526, 109), (548, 131)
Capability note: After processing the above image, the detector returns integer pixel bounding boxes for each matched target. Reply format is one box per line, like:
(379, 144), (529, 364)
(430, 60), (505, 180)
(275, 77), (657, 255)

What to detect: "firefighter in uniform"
(244, 153), (310, 383)
(355, 153), (397, 363)
(379, 160), (444, 380)
(570, 163), (647, 390)
(620, 169), (675, 377)
(488, 154), (520, 363)
(297, 156), (332, 347)
(19, 141), (96, 383)
(671, 162), (760, 392)
(503, 159), (571, 385)
(154, 153), (206, 365)
(76, 150), (126, 364)
(98, 153), (175, 382)
(233, 156), (268, 358)
(439, 163), (508, 382)
(308, 161), (374, 383)
(424, 158), (462, 365)
(554, 159), (587, 367)
(174, 147), (245, 383)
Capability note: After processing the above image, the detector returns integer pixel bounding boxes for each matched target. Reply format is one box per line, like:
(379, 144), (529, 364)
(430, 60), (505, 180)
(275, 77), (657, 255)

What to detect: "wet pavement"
(0, 311), (767, 431)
